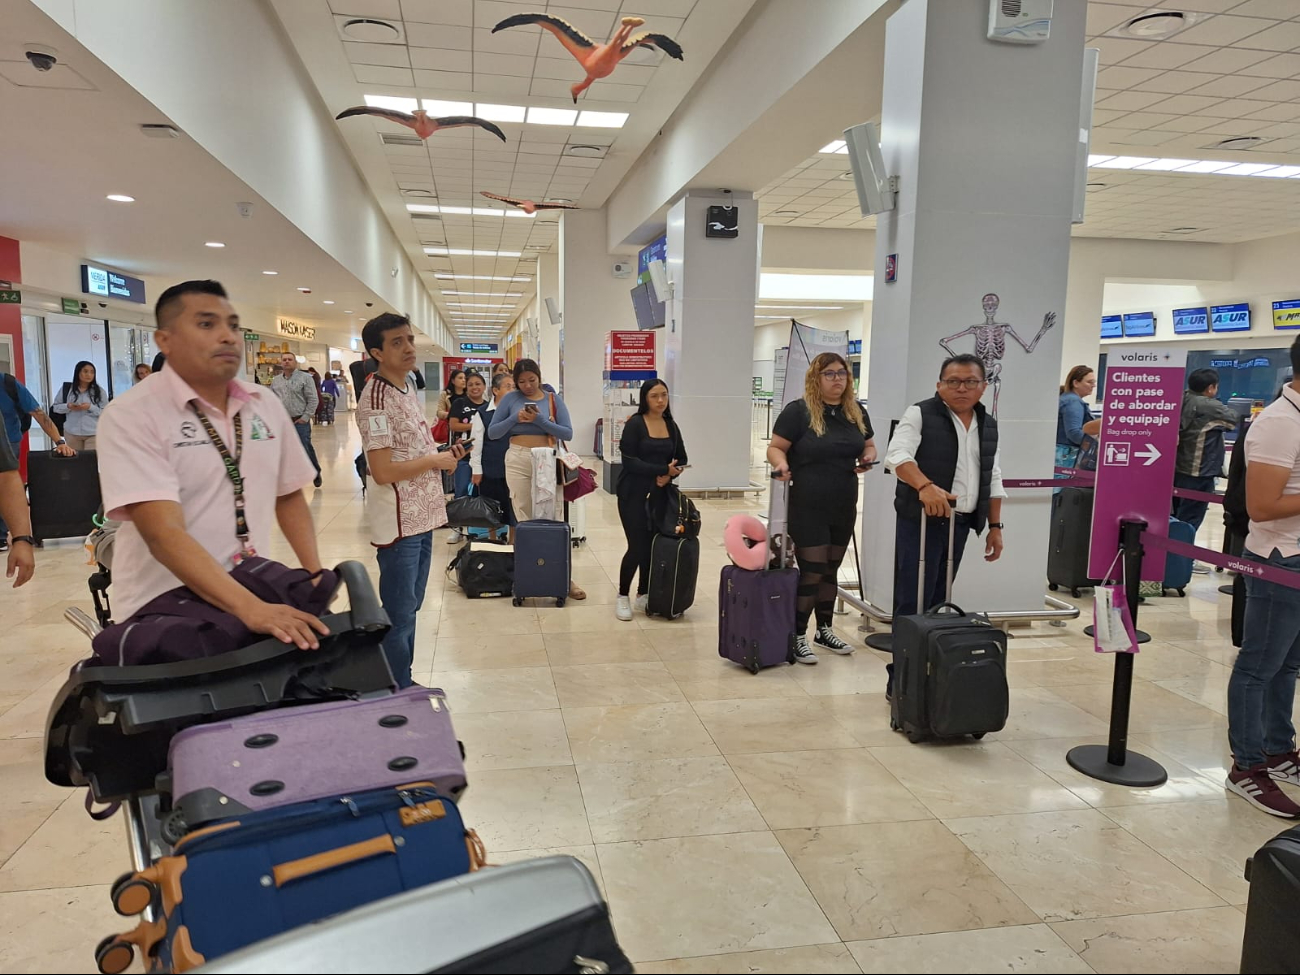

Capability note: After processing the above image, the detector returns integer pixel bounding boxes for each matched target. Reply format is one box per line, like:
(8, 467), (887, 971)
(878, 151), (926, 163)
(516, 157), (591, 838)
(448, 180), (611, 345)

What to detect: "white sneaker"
(1192, 562), (1211, 574)
(793, 636), (818, 664)
(616, 596), (633, 622)
(447, 530), (464, 545)
(634, 594), (649, 614)
(814, 625), (854, 655)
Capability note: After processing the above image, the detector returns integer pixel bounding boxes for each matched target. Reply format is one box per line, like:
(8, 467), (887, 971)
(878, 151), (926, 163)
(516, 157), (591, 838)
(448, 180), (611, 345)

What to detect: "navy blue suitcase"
(1162, 516), (1196, 596)
(512, 519), (571, 607)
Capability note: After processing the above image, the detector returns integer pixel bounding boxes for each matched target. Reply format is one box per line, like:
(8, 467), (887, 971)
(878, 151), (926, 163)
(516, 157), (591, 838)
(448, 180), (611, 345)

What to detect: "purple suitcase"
(162, 687), (467, 841)
(718, 477), (797, 673)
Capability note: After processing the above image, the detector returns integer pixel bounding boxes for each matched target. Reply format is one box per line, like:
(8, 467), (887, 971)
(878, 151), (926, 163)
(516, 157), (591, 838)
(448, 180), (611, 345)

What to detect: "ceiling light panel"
(422, 99), (474, 115)
(527, 107), (578, 126)
(365, 93), (418, 112)
(576, 111), (628, 128)
(475, 103), (527, 122)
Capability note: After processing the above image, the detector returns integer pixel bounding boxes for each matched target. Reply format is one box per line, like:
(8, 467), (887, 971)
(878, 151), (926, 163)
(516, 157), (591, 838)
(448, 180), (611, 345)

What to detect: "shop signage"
(604, 330), (656, 374)
(1271, 299), (1300, 330)
(277, 318), (315, 341)
(459, 342), (498, 353)
(0, 289), (19, 304)
(1088, 348), (1186, 581)
(81, 264), (147, 304)
(62, 297), (84, 315)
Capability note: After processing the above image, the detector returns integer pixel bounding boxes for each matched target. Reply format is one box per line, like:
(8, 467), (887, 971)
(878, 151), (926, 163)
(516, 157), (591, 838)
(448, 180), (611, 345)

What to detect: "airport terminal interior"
(3, 0), (1300, 972)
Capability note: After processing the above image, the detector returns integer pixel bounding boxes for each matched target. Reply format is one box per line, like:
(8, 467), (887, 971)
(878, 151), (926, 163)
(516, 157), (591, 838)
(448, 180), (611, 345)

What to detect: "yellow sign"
(1271, 300), (1300, 330)
(277, 318), (316, 341)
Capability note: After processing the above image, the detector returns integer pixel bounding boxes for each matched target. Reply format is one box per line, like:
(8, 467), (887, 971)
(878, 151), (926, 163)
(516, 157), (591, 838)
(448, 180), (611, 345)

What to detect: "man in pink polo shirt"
(97, 280), (329, 649)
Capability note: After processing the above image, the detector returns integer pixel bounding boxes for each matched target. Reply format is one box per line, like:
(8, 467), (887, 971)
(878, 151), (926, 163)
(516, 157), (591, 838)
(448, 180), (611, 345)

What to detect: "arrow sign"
(1136, 444), (1161, 466)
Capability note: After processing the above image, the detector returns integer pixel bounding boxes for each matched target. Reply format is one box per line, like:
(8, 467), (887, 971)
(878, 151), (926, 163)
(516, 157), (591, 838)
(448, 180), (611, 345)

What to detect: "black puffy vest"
(893, 395), (998, 533)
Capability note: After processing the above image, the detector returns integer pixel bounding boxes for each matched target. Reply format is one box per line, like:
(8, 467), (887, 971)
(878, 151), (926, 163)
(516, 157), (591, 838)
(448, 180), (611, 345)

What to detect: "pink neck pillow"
(724, 514), (769, 571)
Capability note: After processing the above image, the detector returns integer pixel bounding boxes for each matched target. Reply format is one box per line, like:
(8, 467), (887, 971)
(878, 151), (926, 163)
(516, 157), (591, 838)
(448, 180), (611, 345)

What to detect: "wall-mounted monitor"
(81, 264), (147, 304)
(1173, 307), (1209, 335)
(629, 282), (664, 330)
(1272, 299), (1300, 330)
(1122, 311), (1155, 338)
(1101, 314), (1122, 339)
(1210, 302), (1251, 333)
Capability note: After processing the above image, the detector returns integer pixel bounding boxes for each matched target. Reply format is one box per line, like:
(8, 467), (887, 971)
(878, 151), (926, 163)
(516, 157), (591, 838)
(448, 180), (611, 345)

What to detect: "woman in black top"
(448, 372), (489, 500)
(767, 352), (876, 663)
(615, 379), (687, 621)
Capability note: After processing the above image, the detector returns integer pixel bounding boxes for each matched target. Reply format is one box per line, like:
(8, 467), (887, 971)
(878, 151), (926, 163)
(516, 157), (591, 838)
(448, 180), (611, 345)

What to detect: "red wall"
(0, 236), (21, 381)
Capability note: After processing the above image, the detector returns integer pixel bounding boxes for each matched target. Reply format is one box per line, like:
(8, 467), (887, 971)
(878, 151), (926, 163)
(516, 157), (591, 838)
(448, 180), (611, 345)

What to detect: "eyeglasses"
(941, 378), (987, 390)
(820, 370), (850, 381)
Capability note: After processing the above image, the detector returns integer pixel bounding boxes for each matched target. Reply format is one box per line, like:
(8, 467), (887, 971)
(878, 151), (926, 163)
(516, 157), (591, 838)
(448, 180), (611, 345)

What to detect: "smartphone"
(856, 460), (879, 471)
(675, 464), (691, 470)
(438, 439), (474, 452)
(524, 403), (539, 414)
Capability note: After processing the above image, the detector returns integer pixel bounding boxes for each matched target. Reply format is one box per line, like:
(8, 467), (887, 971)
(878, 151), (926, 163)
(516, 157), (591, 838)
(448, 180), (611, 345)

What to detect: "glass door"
(109, 324), (134, 398)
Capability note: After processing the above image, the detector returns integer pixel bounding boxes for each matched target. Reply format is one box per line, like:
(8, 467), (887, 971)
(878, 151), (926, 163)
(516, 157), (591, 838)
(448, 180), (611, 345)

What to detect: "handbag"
(444, 486), (504, 530)
(542, 392), (588, 491)
(563, 465), (597, 502)
(431, 417), (449, 443)
(648, 484), (701, 538)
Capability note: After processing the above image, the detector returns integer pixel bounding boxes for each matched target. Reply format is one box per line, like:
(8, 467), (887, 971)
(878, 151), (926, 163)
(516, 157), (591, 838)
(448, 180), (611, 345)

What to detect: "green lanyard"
(189, 403), (250, 549)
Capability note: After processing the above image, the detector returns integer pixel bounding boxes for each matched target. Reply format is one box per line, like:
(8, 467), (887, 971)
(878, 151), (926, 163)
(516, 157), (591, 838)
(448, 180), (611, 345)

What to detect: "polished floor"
(0, 414), (1283, 974)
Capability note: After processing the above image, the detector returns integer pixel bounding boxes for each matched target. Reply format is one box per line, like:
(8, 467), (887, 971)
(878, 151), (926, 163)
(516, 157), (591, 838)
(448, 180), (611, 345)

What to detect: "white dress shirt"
(885, 403), (1007, 515)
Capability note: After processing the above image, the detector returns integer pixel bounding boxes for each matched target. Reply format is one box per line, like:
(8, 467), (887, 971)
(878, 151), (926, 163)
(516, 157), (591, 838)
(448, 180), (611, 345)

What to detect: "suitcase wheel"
(748, 659), (760, 675)
(889, 716), (900, 732)
(110, 874), (157, 916)
(905, 729), (925, 744)
(1176, 588), (1186, 597)
(971, 732), (987, 740)
(555, 597), (566, 608)
(1048, 583), (1058, 592)
(1071, 588), (1082, 598)
(512, 597), (524, 607)
(160, 808), (189, 846)
(95, 935), (134, 975)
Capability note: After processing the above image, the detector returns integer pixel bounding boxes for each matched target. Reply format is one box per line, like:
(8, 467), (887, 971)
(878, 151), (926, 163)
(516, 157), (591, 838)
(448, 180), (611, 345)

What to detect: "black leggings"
(788, 498), (855, 634)
(617, 488), (654, 596)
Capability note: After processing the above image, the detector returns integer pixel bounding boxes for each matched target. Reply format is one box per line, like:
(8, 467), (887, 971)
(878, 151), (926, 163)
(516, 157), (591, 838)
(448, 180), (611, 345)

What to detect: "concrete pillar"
(862, 0), (1088, 615)
(665, 191), (760, 491)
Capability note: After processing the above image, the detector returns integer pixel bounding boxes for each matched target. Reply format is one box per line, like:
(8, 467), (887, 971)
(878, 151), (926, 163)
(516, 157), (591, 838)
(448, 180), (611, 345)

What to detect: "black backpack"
(3, 373), (31, 434)
(50, 382), (72, 435)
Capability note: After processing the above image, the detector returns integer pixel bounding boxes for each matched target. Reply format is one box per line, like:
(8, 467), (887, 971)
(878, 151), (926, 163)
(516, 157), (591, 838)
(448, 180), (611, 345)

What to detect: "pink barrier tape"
(1141, 532), (1300, 590)
(1171, 486), (1224, 506)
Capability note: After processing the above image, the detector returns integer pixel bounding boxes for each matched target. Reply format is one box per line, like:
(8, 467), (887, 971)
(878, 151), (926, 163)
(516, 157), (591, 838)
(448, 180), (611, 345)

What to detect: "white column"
(862, 0), (1087, 615)
(536, 250), (562, 382)
(1062, 250), (1107, 381)
(665, 191), (760, 491)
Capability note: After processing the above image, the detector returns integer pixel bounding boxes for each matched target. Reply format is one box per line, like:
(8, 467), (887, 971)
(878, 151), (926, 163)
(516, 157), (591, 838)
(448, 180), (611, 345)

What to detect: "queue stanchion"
(1066, 518), (1168, 787)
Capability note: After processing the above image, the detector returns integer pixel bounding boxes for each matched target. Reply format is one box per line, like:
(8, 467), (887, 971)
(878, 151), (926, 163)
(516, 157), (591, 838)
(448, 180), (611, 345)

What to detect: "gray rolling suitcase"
(189, 855), (633, 974)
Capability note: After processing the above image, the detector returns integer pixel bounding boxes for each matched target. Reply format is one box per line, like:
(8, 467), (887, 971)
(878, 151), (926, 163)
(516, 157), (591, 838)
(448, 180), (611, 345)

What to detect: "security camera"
(25, 46), (57, 72)
(365, 302), (374, 307)
(97, 302), (107, 308)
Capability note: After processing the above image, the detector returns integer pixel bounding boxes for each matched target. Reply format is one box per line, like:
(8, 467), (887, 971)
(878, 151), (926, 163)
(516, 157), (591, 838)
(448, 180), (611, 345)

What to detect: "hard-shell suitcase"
(101, 783), (484, 974)
(891, 513), (1009, 743)
(1240, 825), (1300, 974)
(718, 476), (797, 673)
(1161, 516), (1196, 596)
(163, 687), (468, 840)
(28, 448), (102, 541)
(185, 856), (632, 974)
(1046, 487), (1100, 596)
(647, 534), (699, 620)
(451, 540), (514, 598)
(513, 519), (571, 607)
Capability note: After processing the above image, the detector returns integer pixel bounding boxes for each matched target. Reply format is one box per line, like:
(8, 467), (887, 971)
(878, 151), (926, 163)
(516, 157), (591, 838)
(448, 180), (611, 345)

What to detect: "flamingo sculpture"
(334, 107), (507, 142)
(480, 191), (580, 215)
(492, 13), (684, 103)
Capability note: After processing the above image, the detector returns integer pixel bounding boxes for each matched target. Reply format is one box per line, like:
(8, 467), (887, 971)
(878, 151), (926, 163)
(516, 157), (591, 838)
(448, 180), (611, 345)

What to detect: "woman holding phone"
(766, 352), (876, 663)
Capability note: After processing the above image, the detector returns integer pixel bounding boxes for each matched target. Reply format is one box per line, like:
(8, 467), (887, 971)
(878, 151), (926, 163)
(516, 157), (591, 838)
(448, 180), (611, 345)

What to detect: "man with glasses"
(884, 354), (1006, 693)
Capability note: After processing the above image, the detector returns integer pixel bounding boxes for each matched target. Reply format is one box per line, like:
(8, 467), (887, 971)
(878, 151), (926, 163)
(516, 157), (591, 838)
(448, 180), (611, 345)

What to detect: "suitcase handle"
(924, 602), (966, 618)
(335, 561), (387, 633)
(272, 834), (396, 887)
(917, 512), (957, 610)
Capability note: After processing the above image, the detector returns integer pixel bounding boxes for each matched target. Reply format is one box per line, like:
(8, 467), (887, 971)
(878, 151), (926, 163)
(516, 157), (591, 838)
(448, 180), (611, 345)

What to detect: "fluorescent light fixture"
(1219, 163), (1280, 176)
(365, 94), (418, 112)
(1087, 154), (1115, 166)
(434, 274), (532, 281)
(444, 291), (524, 297)
(577, 110), (628, 128)
(474, 103), (526, 122)
(447, 303), (518, 308)
(424, 247), (523, 257)
(106, 193), (135, 203)
(323, 300), (335, 305)
(1175, 160), (1235, 173)
(205, 241), (225, 248)
(820, 140), (848, 154)
(422, 99), (473, 115)
(262, 270), (278, 275)
(756, 305), (846, 311)
(1136, 158), (1197, 171)
(527, 107), (578, 126)
(1256, 165), (1300, 178)
(406, 204), (531, 218)
(759, 273), (873, 302)
(1092, 156), (1156, 169)
(755, 315), (794, 320)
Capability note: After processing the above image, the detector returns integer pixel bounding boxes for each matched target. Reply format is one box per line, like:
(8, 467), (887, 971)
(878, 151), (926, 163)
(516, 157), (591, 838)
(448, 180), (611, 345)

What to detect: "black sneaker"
(313, 474), (323, 488)
(814, 625), (854, 655)
(792, 635), (818, 665)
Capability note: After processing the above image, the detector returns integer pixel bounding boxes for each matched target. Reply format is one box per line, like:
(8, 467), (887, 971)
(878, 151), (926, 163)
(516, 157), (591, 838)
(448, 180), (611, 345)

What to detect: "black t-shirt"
(773, 399), (872, 493)
(449, 396), (489, 443)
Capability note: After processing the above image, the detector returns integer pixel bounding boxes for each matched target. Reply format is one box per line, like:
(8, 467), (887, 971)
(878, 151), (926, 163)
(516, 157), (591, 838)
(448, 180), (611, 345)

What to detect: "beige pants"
(65, 434), (97, 451)
(505, 443), (557, 522)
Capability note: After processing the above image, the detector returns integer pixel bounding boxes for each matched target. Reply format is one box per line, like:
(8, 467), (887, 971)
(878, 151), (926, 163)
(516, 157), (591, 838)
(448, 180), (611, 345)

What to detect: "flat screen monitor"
(1210, 302), (1251, 333)
(1101, 315), (1122, 339)
(630, 283), (663, 330)
(1122, 312), (1155, 338)
(1173, 307), (1209, 335)
(1272, 299), (1300, 330)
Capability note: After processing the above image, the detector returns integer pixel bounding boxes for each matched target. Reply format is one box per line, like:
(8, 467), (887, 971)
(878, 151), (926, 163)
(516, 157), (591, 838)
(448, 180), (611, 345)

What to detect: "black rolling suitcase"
(513, 519), (571, 607)
(1047, 486), (1101, 596)
(646, 534), (699, 619)
(28, 449), (101, 542)
(890, 513), (1009, 743)
(1241, 825), (1300, 974)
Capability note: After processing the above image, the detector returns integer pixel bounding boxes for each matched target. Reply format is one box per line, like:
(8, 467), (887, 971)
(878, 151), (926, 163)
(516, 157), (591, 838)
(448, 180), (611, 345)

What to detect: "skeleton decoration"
(938, 293), (1055, 417)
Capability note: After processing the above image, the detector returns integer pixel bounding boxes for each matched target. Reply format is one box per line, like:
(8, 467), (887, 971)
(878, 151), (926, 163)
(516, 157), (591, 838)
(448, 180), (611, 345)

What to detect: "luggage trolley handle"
(769, 471), (792, 570)
(917, 511), (957, 613)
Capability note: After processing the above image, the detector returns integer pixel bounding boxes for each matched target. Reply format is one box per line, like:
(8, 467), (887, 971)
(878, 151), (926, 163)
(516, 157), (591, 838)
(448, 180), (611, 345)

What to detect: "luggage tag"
(1093, 552), (1138, 654)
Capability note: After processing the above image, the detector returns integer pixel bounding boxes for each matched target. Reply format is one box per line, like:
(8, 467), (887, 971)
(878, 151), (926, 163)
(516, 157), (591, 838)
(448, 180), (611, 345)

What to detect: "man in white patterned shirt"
(356, 313), (463, 686)
(271, 352), (322, 488)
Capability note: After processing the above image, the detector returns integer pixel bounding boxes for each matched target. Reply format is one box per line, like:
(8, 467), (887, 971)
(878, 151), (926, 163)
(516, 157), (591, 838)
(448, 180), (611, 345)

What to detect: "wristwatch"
(10, 535), (36, 546)
(989, 522), (1005, 530)
(55, 438), (66, 445)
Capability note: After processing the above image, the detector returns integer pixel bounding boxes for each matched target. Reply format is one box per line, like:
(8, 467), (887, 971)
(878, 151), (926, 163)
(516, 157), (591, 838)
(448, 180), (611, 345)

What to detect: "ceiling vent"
(410, 212), (443, 222)
(1121, 12), (1189, 39)
(403, 188), (436, 198)
(338, 18), (402, 42)
(1209, 136), (1266, 150)
(382, 133), (424, 148)
(140, 123), (180, 139)
(565, 144), (608, 159)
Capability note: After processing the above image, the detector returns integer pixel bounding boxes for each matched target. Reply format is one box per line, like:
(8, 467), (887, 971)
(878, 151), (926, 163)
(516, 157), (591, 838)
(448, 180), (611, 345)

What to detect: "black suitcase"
(450, 540), (514, 598)
(513, 519), (571, 607)
(890, 513), (1009, 743)
(646, 534), (699, 619)
(1047, 486), (1101, 596)
(1241, 825), (1300, 974)
(28, 449), (101, 542)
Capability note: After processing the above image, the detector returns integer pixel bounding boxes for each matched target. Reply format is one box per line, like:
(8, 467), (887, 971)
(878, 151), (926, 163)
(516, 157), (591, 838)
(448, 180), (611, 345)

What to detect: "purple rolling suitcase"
(162, 687), (467, 841)
(718, 477), (797, 673)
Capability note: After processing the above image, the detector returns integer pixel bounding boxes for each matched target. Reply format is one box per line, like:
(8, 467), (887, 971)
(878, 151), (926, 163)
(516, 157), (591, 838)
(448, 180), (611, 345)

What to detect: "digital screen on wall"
(1271, 299), (1300, 330)
(630, 283), (664, 330)
(1173, 307), (1209, 335)
(1100, 315), (1122, 339)
(637, 234), (668, 284)
(1122, 312), (1155, 338)
(80, 264), (147, 304)
(1210, 302), (1251, 333)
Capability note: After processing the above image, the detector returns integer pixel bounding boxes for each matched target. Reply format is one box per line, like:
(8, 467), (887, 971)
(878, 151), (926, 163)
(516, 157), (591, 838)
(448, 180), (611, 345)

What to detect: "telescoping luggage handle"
(768, 471), (792, 570)
(918, 511), (964, 617)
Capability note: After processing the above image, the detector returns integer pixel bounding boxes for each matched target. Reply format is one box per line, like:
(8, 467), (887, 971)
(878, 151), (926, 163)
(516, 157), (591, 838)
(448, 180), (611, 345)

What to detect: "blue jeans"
(1172, 472), (1216, 533)
(1228, 548), (1300, 769)
(294, 420), (320, 474)
(375, 531), (433, 688)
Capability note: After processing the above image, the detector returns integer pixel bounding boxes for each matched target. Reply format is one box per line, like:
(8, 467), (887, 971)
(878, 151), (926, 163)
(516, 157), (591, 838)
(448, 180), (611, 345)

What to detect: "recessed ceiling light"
(1121, 11), (1187, 39)
(342, 18), (401, 42)
(528, 107), (578, 126)
(423, 99), (474, 116)
(364, 93), (417, 112)
(262, 270), (278, 275)
(323, 300), (335, 305)
(205, 241), (225, 248)
(545, 198), (573, 205)
(576, 110), (628, 128)
(820, 140), (848, 154)
(106, 193), (135, 203)
(474, 103), (526, 123)
(344, 310), (353, 313)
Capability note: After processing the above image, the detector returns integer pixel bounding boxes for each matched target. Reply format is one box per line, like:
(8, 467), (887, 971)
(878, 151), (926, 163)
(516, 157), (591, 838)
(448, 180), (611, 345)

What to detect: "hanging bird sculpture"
(492, 13), (684, 103)
(335, 107), (507, 142)
(480, 191), (580, 215)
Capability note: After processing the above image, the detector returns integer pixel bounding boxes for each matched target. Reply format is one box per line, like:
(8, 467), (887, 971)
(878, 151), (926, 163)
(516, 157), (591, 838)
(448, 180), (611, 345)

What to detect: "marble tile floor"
(0, 419), (1285, 974)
